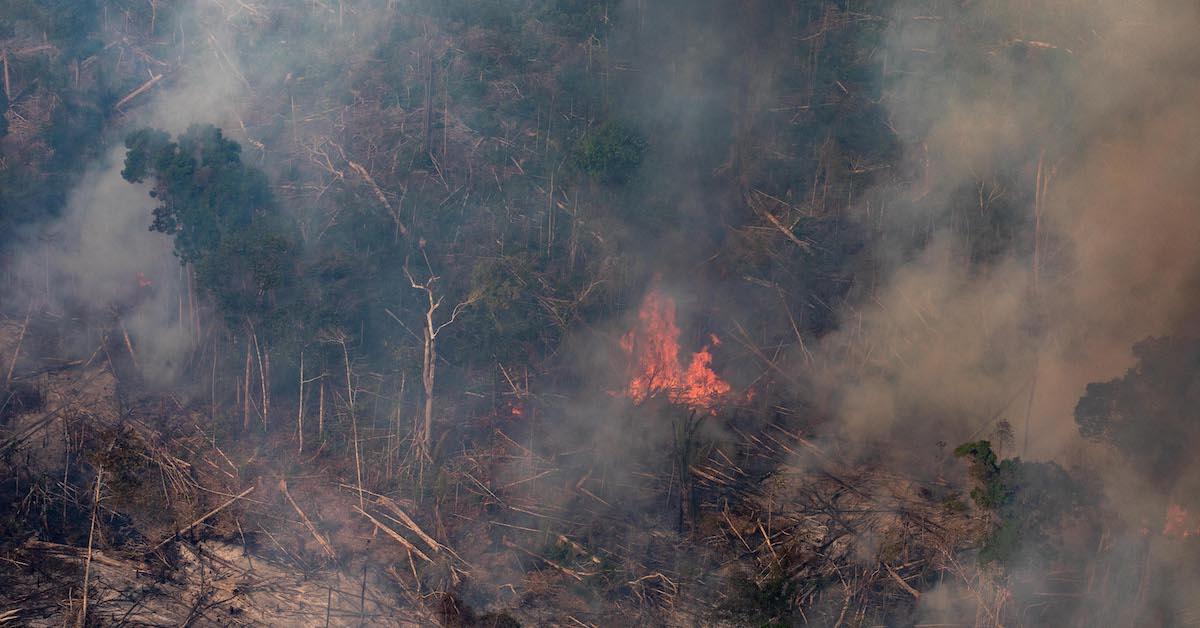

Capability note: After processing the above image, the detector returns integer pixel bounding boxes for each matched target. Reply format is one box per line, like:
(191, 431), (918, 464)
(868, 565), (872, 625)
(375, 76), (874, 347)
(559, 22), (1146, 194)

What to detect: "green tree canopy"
(1074, 337), (1200, 482)
(123, 124), (297, 328)
(575, 121), (647, 184)
(955, 440), (1090, 569)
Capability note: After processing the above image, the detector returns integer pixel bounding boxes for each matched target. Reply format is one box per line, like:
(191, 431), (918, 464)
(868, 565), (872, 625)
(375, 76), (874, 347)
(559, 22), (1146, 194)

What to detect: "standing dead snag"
(5, 304), (32, 387)
(2, 49), (9, 102)
(79, 466), (102, 628)
(248, 322), (270, 431)
(1023, 150), (1056, 457)
(319, 329), (365, 511)
(242, 342), (252, 431)
(297, 351), (304, 453)
(674, 409), (707, 533)
(401, 249), (480, 470)
(296, 353), (325, 454)
(422, 54), (435, 157)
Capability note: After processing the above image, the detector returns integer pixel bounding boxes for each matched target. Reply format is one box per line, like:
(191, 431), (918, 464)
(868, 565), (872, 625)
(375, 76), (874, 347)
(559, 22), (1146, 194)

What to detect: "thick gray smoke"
(812, 0), (1200, 460)
(4, 1), (391, 382)
(7, 150), (187, 382)
(806, 0), (1200, 621)
(7, 0), (1199, 621)
(4, 3), (248, 382)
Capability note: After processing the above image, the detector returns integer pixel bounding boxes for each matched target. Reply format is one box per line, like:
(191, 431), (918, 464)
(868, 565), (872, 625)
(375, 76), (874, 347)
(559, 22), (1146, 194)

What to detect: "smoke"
(810, 237), (1032, 456)
(66, 0), (1200, 615)
(800, 0), (1200, 620)
(2, 3), (243, 382)
(2, 1), (396, 382)
(5, 0), (1198, 620)
(811, 0), (1200, 460)
(6, 149), (188, 382)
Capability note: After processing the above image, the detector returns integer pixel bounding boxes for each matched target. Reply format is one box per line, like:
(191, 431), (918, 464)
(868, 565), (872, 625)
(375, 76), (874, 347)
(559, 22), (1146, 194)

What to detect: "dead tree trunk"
(420, 321), (435, 462)
(318, 378), (326, 440)
(341, 336), (364, 511)
(674, 410), (705, 534)
(402, 252), (479, 471)
(297, 351), (305, 453)
(422, 56), (435, 157)
(242, 341), (252, 431)
(2, 50), (9, 102)
(5, 305), (31, 387)
(1023, 151), (1053, 456)
(79, 466), (102, 628)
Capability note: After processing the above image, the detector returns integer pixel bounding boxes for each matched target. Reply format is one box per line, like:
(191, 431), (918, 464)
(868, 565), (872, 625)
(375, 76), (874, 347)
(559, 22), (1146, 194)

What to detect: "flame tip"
(619, 289), (731, 411)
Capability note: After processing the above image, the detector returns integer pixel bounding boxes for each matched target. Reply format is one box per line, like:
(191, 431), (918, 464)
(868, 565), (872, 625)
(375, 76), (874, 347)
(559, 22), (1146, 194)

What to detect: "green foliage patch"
(574, 121), (647, 184)
(1074, 337), (1200, 482)
(954, 440), (1089, 569)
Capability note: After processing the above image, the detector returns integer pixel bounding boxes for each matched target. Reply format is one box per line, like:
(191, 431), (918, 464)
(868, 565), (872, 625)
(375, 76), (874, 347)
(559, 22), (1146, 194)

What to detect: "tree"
(122, 124), (296, 325)
(124, 125), (299, 429)
(400, 246), (481, 473)
(954, 440), (1090, 569)
(1074, 337), (1200, 483)
(575, 121), (647, 184)
(123, 126), (275, 262)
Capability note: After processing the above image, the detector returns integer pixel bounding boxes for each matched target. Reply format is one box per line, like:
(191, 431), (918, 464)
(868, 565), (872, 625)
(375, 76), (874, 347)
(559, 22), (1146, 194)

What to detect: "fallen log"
(114, 73), (163, 110)
(352, 506), (432, 563)
(278, 478), (336, 559)
(0, 368), (109, 455)
(885, 562), (921, 599)
(375, 496), (440, 555)
(151, 486), (255, 551)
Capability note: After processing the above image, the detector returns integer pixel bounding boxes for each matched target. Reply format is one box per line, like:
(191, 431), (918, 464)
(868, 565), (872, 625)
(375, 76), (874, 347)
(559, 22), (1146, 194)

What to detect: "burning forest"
(2, 0), (1200, 626)
(618, 286), (732, 412)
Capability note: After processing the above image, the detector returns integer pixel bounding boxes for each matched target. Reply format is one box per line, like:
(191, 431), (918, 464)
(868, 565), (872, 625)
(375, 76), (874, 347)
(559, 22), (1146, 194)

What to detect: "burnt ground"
(0, 314), (988, 626)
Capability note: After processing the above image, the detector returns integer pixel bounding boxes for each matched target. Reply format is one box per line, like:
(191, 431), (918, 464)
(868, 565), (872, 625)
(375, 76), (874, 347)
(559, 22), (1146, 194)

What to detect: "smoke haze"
(812, 0), (1200, 462)
(803, 0), (1200, 620)
(3, 0), (1200, 624)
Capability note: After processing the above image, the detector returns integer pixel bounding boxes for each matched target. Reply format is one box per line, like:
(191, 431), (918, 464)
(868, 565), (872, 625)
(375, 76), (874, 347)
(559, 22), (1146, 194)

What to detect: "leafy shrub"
(574, 121), (647, 184)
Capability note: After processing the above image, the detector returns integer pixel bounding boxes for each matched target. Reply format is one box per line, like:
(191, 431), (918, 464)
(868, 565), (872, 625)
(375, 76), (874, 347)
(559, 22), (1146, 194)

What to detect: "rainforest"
(1, 1), (1199, 626)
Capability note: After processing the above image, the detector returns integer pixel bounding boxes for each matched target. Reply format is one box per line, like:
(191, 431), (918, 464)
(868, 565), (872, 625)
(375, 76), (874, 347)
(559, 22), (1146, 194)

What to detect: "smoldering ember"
(1, 1), (1199, 626)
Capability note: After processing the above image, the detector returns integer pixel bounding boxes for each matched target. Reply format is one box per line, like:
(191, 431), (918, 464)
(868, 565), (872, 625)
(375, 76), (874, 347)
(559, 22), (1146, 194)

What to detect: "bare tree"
(401, 246), (480, 471)
(319, 329), (365, 510)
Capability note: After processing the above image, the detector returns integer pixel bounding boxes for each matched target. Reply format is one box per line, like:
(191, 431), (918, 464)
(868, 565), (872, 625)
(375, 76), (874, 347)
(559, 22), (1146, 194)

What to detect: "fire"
(1162, 504), (1200, 539)
(619, 287), (731, 411)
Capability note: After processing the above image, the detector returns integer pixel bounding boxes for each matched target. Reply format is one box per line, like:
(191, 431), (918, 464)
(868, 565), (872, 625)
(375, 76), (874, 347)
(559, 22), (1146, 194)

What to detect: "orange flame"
(619, 288), (731, 411)
(1162, 504), (1200, 539)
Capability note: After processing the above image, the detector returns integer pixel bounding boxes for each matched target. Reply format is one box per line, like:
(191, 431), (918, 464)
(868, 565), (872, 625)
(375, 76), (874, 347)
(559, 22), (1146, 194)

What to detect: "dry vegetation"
(3, 1), (1197, 626)
(0, 313), (992, 626)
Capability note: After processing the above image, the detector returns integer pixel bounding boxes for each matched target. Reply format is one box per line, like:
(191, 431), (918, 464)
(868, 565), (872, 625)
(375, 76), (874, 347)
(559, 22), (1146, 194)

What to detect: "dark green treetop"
(1074, 337), (1200, 483)
(122, 124), (296, 330)
(574, 121), (647, 185)
(954, 440), (1090, 569)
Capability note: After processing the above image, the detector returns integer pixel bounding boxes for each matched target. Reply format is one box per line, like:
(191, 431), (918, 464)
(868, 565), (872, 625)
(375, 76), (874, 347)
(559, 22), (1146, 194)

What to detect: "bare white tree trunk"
(242, 341), (252, 431)
(318, 379), (325, 440)
(297, 351), (304, 453)
(400, 254), (480, 474)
